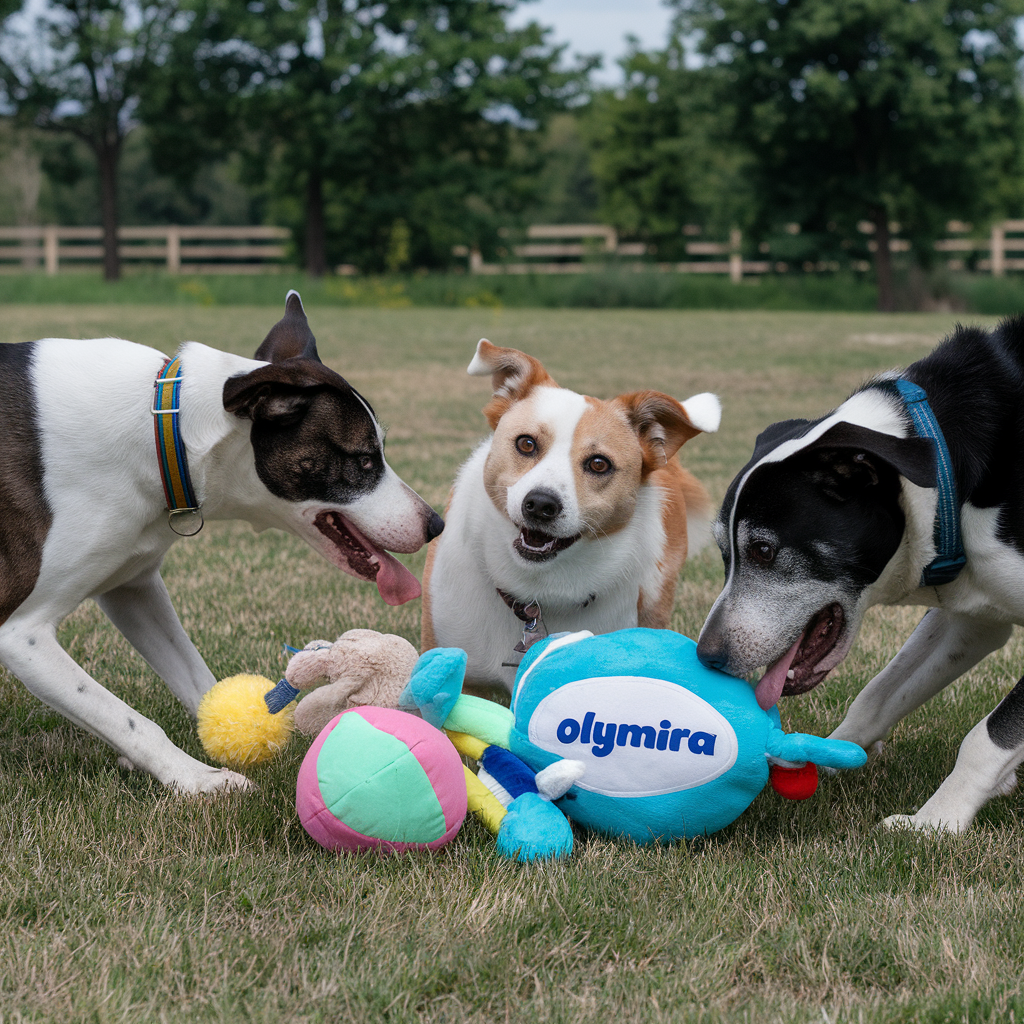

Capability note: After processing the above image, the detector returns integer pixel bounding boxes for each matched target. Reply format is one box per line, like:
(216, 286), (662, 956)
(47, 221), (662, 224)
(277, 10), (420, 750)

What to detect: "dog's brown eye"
(586, 455), (612, 474)
(516, 435), (537, 455)
(748, 542), (776, 566)
(360, 456), (373, 471)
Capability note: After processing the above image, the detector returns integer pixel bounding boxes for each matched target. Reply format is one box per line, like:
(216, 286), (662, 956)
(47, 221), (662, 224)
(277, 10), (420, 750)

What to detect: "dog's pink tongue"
(755, 634), (804, 710)
(373, 551), (422, 606)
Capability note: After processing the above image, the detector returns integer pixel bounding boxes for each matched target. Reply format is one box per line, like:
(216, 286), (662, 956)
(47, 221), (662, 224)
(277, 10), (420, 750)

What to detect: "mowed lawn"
(1, 304), (1023, 1023)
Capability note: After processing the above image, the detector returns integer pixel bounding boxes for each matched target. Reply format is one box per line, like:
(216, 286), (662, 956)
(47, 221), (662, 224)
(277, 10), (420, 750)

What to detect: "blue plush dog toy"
(401, 628), (866, 861)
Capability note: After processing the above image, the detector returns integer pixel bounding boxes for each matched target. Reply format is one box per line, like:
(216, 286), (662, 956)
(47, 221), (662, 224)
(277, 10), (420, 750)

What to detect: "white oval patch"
(527, 675), (739, 798)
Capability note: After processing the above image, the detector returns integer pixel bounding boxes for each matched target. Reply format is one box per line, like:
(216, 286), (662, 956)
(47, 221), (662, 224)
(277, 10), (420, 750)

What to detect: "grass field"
(1, 305), (1023, 1022)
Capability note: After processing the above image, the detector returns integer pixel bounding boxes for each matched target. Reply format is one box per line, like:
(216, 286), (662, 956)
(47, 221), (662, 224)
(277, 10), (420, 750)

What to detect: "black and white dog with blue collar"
(697, 316), (1024, 833)
(0, 291), (442, 794)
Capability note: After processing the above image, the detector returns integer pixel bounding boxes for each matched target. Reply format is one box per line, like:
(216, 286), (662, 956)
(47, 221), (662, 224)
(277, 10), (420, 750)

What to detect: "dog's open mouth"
(513, 527), (581, 563)
(313, 511), (421, 605)
(754, 603), (845, 710)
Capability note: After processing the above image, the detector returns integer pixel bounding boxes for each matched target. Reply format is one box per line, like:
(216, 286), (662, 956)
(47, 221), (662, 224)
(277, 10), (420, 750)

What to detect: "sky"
(508, 0), (676, 84)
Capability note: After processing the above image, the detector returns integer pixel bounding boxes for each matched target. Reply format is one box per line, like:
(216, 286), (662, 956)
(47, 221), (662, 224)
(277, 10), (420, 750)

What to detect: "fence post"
(44, 226), (58, 275)
(470, 248), (483, 274)
(166, 226), (180, 273)
(729, 228), (742, 284)
(991, 222), (1005, 277)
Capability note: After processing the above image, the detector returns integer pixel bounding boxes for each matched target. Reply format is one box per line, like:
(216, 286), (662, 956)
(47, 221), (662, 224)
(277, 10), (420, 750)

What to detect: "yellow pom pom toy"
(197, 674), (299, 767)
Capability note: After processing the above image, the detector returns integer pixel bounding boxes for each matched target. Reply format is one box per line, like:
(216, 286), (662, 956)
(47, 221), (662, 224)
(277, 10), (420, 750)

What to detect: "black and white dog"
(698, 316), (1024, 833)
(0, 292), (442, 794)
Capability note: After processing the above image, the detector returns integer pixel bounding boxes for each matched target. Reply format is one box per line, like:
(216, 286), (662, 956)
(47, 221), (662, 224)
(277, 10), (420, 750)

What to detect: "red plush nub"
(769, 762), (818, 800)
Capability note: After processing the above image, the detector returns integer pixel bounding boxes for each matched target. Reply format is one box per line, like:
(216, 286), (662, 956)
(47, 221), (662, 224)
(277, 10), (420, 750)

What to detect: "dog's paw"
(869, 740), (886, 759)
(117, 756), (138, 772)
(881, 812), (965, 835)
(173, 767), (256, 796)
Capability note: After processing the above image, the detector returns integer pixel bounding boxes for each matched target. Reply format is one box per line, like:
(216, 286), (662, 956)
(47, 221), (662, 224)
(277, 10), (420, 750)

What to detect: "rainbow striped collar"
(152, 355), (204, 536)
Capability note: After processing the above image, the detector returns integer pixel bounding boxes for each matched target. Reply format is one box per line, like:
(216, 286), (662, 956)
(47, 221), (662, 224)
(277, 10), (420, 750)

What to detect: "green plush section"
(446, 695), (514, 748)
(317, 714), (446, 843)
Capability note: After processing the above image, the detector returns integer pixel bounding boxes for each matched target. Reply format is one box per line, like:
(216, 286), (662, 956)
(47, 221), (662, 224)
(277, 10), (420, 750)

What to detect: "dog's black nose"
(696, 637), (728, 672)
(522, 489), (562, 522)
(426, 510), (445, 541)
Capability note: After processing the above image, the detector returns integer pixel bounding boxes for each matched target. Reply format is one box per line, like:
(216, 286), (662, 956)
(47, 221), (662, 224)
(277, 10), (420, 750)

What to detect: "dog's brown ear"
(255, 290), (321, 363)
(223, 362), (335, 421)
(467, 339), (557, 429)
(616, 390), (721, 473)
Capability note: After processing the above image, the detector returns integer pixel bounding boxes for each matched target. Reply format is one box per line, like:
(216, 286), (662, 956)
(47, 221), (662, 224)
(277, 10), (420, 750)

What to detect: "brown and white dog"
(0, 292), (441, 794)
(421, 340), (720, 689)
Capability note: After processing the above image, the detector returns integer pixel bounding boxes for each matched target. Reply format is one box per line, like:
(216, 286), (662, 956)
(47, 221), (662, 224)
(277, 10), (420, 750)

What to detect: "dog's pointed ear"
(254, 290), (321, 363)
(616, 390), (721, 473)
(753, 418), (813, 460)
(223, 362), (332, 421)
(803, 422), (936, 488)
(467, 339), (557, 429)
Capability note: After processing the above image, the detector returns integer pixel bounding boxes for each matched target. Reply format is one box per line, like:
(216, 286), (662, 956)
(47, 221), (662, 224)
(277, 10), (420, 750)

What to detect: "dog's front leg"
(884, 674), (1024, 834)
(830, 609), (1011, 751)
(95, 570), (216, 717)
(0, 617), (249, 794)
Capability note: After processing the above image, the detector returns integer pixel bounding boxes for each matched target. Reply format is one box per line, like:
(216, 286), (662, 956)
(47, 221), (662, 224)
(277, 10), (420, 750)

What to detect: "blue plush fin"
(767, 729), (867, 770)
(399, 648), (467, 729)
(496, 792), (573, 862)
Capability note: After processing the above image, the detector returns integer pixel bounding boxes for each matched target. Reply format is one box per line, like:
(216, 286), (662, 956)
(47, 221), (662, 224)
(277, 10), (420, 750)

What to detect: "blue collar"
(892, 379), (965, 587)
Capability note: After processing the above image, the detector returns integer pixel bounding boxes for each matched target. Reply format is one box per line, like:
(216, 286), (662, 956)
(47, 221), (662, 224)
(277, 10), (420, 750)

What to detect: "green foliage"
(519, 113), (600, 225)
(672, 0), (1024, 299)
(0, 1), (175, 142)
(22, 127), (261, 227)
(0, 0), (187, 277)
(0, 268), (881, 310)
(144, 0), (594, 274)
(584, 47), (750, 257)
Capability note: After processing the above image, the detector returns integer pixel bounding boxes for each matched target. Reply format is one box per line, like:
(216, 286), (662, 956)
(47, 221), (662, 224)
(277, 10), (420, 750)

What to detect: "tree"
(584, 43), (750, 259)
(0, 0), (180, 280)
(673, 0), (1024, 309)
(144, 0), (592, 275)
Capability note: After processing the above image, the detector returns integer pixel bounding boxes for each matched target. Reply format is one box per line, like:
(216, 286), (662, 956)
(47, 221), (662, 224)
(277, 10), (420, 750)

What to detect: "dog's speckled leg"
(882, 713), (1024, 834)
(0, 615), (249, 794)
(830, 609), (1011, 750)
(95, 570), (216, 718)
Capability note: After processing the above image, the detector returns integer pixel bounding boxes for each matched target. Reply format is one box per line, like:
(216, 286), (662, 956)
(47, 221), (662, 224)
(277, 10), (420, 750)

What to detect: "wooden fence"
(0, 225), (290, 274)
(5, 219), (1023, 279)
(455, 221), (1024, 280)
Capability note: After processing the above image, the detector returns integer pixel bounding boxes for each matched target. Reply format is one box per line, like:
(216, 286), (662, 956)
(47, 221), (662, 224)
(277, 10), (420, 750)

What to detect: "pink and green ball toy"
(296, 706), (467, 853)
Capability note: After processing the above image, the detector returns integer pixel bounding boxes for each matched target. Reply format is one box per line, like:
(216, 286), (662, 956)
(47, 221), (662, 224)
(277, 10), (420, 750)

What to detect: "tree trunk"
(871, 205), (894, 312)
(97, 141), (121, 282)
(305, 171), (327, 277)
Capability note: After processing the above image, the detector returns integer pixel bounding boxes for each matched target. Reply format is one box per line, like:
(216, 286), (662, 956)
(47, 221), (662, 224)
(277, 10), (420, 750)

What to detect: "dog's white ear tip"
(682, 392), (721, 433)
(467, 338), (493, 376)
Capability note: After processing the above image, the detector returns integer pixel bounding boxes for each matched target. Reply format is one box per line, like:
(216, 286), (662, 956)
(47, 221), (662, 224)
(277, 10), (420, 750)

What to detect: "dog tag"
(514, 612), (548, 654)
